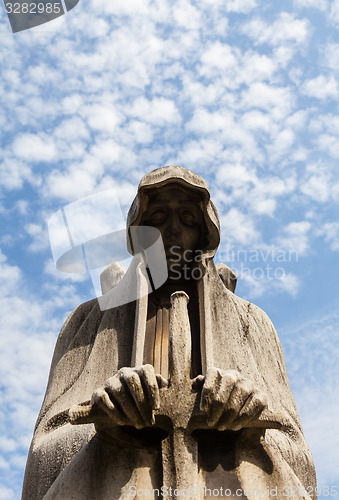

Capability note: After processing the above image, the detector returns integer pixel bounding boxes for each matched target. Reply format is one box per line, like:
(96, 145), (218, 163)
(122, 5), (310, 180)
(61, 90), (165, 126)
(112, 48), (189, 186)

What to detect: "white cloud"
(199, 43), (239, 77)
(252, 175), (296, 207)
(45, 158), (104, 201)
(276, 272), (300, 297)
(0, 249), (85, 449)
(128, 97), (181, 125)
(0, 158), (34, 191)
(240, 52), (277, 83)
(215, 163), (297, 218)
(12, 133), (58, 162)
(293, 0), (328, 10)
(224, 0), (257, 12)
(274, 46), (295, 67)
(14, 200), (29, 215)
(10, 454), (27, 469)
(0, 486), (15, 500)
(198, 44), (277, 89)
(300, 162), (339, 202)
(330, 0), (339, 24)
(25, 223), (49, 252)
(301, 74), (339, 100)
(174, 138), (225, 169)
(316, 133), (339, 158)
(241, 82), (294, 117)
(53, 117), (89, 141)
(217, 163), (257, 190)
(301, 171), (330, 202)
(0, 252), (57, 436)
(319, 222), (339, 251)
(220, 208), (260, 245)
(173, 1), (201, 30)
(0, 250), (22, 288)
(0, 456), (10, 470)
(282, 308), (339, 487)
(243, 13), (309, 46)
(0, 437), (17, 453)
(241, 110), (272, 132)
(309, 113), (339, 140)
(275, 221), (311, 255)
(267, 128), (295, 160)
(286, 109), (308, 130)
(61, 94), (85, 115)
(187, 109), (253, 148)
(26, 63), (60, 86)
(127, 121), (154, 144)
(199, 0), (258, 14)
(90, 140), (126, 165)
(80, 103), (122, 134)
(323, 43), (339, 70)
(87, 0), (151, 16)
(43, 258), (87, 283)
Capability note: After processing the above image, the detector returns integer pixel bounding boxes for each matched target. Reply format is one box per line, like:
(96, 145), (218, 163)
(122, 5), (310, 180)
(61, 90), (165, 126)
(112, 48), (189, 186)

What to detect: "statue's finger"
(155, 374), (169, 389)
(192, 375), (204, 391)
(91, 388), (127, 427)
(200, 367), (221, 412)
(216, 379), (253, 431)
(106, 372), (145, 429)
(139, 364), (161, 413)
(205, 374), (232, 426)
(230, 392), (268, 431)
(124, 370), (152, 426)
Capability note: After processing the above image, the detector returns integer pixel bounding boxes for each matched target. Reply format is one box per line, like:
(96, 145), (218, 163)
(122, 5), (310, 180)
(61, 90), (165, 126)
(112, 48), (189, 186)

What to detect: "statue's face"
(141, 185), (202, 271)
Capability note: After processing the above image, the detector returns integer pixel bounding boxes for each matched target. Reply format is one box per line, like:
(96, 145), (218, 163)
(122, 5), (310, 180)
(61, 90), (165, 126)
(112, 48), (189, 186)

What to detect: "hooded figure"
(22, 166), (316, 500)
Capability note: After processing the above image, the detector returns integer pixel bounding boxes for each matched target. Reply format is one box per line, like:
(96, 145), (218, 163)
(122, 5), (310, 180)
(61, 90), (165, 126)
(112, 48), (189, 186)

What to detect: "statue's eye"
(180, 210), (197, 226)
(149, 209), (167, 225)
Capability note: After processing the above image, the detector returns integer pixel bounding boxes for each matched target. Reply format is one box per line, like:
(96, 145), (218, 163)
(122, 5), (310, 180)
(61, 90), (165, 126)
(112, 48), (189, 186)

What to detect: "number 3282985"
(5, 3), (62, 14)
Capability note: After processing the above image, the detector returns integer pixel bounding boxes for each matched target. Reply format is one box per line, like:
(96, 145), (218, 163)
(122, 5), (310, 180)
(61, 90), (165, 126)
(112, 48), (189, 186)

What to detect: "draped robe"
(22, 258), (316, 500)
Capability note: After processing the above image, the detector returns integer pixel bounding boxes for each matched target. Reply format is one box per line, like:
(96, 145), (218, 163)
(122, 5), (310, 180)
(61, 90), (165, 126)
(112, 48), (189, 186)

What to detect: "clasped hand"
(91, 364), (167, 430)
(196, 367), (268, 431)
(92, 365), (267, 432)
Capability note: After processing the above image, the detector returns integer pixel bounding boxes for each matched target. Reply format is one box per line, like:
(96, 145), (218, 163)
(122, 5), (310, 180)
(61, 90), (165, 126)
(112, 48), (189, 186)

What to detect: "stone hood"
(127, 165), (220, 259)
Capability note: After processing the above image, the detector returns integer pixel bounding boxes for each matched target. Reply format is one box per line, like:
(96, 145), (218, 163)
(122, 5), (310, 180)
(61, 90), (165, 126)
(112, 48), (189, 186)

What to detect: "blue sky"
(0, 0), (338, 498)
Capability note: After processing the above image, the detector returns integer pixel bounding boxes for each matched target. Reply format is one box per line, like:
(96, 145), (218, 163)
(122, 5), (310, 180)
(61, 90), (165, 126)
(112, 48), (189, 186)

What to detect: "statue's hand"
(197, 368), (268, 431)
(91, 364), (168, 430)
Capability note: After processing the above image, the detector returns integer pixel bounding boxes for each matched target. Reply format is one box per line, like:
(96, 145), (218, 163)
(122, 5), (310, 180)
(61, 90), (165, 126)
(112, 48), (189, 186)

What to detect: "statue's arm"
(198, 287), (316, 495)
(22, 297), (165, 499)
(22, 299), (100, 500)
(245, 304), (317, 494)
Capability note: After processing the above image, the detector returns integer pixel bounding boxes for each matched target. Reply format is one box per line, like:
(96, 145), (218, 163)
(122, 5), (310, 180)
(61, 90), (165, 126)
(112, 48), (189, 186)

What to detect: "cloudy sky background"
(0, 0), (338, 498)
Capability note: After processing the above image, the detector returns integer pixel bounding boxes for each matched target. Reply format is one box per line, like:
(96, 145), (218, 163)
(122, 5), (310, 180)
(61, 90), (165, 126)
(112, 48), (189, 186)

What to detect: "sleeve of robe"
(227, 294), (316, 499)
(200, 263), (317, 500)
(237, 303), (316, 500)
(21, 297), (136, 500)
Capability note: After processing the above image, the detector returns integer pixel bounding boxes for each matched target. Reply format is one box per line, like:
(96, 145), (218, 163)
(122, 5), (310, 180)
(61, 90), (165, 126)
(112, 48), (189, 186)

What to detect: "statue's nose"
(167, 212), (181, 235)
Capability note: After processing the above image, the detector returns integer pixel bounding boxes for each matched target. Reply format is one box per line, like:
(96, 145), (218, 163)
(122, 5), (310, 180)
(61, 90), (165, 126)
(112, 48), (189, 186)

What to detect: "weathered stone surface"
(22, 166), (316, 499)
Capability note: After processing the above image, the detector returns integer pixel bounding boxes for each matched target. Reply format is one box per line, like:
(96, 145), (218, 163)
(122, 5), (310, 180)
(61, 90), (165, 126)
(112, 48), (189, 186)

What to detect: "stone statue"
(22, 166), (316, 499)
